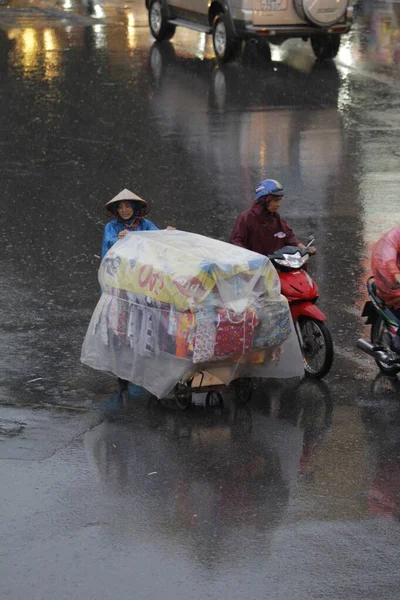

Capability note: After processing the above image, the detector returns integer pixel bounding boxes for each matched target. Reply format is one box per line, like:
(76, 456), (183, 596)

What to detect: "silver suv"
(146, 0), (354, 62)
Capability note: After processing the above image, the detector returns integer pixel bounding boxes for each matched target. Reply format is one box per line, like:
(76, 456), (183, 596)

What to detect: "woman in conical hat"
(101, 189), (159, 259)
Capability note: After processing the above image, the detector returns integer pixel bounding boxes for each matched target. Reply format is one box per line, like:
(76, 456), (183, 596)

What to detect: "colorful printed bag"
(252, 302), (291, 348)
(193, 307), (217, 364)
(214, 308), (258, 358)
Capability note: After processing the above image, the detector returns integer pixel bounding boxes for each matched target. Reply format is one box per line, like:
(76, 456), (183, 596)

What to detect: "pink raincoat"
(371, 227), (400, 310)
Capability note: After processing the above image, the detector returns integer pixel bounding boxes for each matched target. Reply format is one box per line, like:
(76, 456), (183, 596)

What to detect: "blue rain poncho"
(101, 218), (159, 259)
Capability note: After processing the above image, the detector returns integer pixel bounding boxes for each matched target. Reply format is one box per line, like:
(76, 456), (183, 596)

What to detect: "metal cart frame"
(173, 373), (253, 410)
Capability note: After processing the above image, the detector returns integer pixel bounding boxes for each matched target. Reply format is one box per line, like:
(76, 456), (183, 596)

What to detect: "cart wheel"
(174, 380), (193, 411)
(232, 378), (253, 403)
(205, 391), (224, 408)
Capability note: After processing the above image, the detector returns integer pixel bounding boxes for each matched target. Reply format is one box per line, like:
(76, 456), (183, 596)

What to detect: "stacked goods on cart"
(81, 230), (304, 398)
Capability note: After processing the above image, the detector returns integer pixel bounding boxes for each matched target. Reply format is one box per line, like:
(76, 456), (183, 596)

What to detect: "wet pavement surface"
(1, 0), (400, 597)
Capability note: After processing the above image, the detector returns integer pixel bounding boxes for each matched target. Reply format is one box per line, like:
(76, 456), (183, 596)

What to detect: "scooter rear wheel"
(371, 316), (400, 376)
(298, 317), (333, 379)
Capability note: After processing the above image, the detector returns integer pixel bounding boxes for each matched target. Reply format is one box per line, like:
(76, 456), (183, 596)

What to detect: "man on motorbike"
(371, 227), (400, 348)
(229, 179), (316, 256)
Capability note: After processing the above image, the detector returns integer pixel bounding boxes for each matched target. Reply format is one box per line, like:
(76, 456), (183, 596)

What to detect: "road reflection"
(147, 39), (346, 242)
(84, 379), (335, 567)
(361, 375), (400, 520)
(146, 38), (365, 359)
(353, 0), (400, 72)
(0, 26), (14, 74)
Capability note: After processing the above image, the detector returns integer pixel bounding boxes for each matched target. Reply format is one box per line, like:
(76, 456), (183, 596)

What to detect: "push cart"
(172, 372), (253, 410)
(118, 374), (253, 410)
(83, 230), (305, 403)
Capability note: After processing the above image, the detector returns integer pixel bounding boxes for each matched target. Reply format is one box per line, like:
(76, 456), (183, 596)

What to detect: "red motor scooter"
(269, 240), (333, 379)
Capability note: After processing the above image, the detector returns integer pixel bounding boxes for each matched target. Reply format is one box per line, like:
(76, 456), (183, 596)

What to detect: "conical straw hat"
(103, 189), (148, 218)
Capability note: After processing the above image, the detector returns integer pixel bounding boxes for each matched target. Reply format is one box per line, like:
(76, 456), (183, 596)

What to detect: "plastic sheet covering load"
(81, 230), (304, 398)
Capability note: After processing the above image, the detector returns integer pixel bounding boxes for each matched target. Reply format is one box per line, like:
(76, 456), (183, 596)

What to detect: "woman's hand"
(166, 226), (176, 231)
(118, 230), (129, 239)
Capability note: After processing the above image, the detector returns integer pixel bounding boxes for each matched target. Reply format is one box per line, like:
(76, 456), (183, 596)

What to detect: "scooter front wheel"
(298, 317), (333, 379)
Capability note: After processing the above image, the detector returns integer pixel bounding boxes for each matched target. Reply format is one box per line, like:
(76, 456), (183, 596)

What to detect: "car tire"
(311, 34), (341, 60)
(149, 0), (176, 42)
(212, 13), (242, 62)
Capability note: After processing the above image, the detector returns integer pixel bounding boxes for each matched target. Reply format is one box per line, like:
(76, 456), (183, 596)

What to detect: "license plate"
(261, 0), (282, 10)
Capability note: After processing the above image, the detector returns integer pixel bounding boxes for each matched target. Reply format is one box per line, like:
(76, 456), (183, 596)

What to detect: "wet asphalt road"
(1, 1), (400, 597)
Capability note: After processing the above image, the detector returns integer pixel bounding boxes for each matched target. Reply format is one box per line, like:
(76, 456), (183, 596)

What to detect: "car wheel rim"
(150, 1), (162, 34)
(215, 21), (227, 57)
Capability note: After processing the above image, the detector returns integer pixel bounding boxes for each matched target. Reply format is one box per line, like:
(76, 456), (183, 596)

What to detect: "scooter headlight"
(274, 258), (291, 268)
(276, 252), (308, 269)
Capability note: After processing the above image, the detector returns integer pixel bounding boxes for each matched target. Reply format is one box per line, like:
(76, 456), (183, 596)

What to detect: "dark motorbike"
(357, 276), (400, 376)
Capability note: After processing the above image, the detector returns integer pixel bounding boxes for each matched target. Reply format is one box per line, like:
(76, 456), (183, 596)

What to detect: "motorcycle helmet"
(255, 179), (284, 201)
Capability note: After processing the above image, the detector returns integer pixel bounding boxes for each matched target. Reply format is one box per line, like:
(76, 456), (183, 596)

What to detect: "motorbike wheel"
(371, 316), (400, 376)
(298, 317), (333, 379)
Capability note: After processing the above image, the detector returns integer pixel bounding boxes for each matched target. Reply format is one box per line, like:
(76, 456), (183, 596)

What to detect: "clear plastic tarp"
(81, 230), (304, 397)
